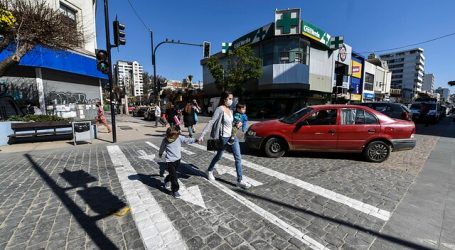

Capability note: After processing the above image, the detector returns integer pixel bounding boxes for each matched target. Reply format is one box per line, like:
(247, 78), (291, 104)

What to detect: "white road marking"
(137, 146), (207, 209)
(142, 142), (329, 249)
(215, 164), (263, 187)
(107, 145), (187, 250)
(189, 143), (391, 221)
(181, 148), (195, 155)
(146, 141), (263, 187)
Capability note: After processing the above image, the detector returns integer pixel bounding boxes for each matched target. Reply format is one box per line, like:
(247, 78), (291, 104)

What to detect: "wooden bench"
(8, 121), (73, 144)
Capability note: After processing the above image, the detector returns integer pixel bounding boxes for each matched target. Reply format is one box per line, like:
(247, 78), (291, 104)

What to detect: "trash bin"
(72, 121), (92, 145)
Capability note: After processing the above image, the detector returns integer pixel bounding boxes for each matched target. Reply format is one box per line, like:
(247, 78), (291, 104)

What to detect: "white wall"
(48, 0), (97, 54)
(309, 47), (333, 92)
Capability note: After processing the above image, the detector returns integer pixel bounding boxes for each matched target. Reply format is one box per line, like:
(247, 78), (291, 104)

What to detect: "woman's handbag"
(207, 111), (224, 151)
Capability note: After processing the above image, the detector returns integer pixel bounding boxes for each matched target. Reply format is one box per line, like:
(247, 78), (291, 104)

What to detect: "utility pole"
(103, 0), (117, 142)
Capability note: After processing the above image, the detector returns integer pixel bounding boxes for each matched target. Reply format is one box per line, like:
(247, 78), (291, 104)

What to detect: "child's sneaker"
(227, 136), (235, 145)
(173, 191), (181, 199)
(206, 170), (215, 181)
(163, 181), (171, 190)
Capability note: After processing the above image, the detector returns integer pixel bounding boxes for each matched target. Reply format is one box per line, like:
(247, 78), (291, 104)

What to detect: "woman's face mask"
(225, 99), (233, 107)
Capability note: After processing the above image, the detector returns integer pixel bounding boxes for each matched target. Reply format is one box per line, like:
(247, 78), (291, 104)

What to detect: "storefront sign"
(232, 23), (274, 49)
(364, 93), (375, 99)
(275, 9), (301, 36)
(351, 60), (362, 78)
(301, 20), (331, 48)
(351, 94), (362, 101)
(350, 77), (362, 94)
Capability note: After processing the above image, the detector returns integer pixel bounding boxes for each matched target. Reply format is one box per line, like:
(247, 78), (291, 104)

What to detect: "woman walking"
(96, 102), (112, 133)
(182, 103), (196, 138)
(165, 103), (180, 130)
(198, 91), (251, 189)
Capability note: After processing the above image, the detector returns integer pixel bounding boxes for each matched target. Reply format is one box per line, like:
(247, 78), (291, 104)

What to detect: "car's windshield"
(280, 107), (312, 124)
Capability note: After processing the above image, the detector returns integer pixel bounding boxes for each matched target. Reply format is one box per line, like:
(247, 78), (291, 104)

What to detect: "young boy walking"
(159, 127), (198, 198)
(228, 103), (248, 145)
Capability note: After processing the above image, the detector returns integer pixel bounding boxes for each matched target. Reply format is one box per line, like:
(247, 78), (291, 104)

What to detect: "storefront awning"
(0, 45), (108, 79)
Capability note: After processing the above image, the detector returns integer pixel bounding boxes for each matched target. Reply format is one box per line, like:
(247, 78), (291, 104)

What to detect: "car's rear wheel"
(264, 137), (286, 158)
(364, 141), (390, 163)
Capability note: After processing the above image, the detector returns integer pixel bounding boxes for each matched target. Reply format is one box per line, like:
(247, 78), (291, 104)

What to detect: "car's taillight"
(402, 111), (411, 121)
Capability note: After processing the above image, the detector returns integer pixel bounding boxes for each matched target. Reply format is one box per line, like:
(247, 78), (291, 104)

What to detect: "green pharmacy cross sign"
(222, 42), (232, 53)
(276, 12), (299, 34)
(330, 36), (344, 50)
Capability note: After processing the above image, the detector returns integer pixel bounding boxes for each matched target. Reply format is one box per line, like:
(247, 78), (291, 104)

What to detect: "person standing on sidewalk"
(159, 127), (199, 198)
(192, 99), (201, 132)
(198, 90), (251, 189)
(96, 102), (111, 133)
(154, 104), (162, 127)
(182, 103), (196, 138)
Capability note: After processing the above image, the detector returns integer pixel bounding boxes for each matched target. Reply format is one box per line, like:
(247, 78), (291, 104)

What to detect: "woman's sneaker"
(173, 191), (181, 199)
(237, 180), (251, 189)
(163, 182), (171, 191)
(206, 170), (215, 181)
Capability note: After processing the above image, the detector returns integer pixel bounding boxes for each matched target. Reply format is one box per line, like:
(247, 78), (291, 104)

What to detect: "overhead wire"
(357, 32), (455, 54)
(126, 0), (150, 31)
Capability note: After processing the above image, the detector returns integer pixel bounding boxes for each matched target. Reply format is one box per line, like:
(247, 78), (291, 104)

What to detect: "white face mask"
(226, 99), (233, 107)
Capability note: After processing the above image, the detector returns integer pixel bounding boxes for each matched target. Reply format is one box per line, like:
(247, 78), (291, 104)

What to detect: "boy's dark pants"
(164, 160), (180, 192)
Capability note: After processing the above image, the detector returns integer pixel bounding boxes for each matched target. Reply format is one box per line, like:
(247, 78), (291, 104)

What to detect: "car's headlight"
(246, 129), (256, 136)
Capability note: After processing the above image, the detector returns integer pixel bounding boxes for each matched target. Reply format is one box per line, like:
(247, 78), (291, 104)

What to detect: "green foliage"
(206, 45), (262, 96)
(7, 114), (69, 122)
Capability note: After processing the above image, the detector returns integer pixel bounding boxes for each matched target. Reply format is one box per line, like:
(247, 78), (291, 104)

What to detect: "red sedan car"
(245, 105), (416, 162)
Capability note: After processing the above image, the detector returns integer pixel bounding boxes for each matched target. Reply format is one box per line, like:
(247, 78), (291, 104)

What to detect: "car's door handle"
(328, 129), (336, 135)
(368, 129), (376, 133)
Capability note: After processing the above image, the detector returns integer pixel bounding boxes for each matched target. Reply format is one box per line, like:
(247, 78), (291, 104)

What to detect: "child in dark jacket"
(228, 103), (248, 145)
(159, 127), (198, 198)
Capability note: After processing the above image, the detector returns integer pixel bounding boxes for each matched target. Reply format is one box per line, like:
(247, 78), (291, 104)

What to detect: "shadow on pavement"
(235, 189), (433, 250)
(414, 117), (455, 139)
(24, 155), (121, 249)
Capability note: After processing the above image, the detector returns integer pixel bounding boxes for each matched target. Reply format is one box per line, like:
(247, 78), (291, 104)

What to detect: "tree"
(207, 45), (262, 98)
(0, 0), (85, 76)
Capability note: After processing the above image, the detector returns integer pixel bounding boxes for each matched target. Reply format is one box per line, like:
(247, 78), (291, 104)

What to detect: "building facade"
(0, 0), (105, 120)
(435, 87), (450, 102)
(115, 61), (144, 97)
(422, 73), (435, 93)
(201, 9), (359, 117)
(379, 48), (425, 103)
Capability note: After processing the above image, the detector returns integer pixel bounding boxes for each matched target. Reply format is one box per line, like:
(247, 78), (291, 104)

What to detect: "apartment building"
(422, 73), (435, 93)
(115, 61), (144, 97)
(380, 48), (425, 103)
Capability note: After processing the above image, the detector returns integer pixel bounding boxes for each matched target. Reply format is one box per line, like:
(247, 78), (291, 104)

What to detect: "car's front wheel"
(264, 137), (286, 158)
(364, 141), (390, 163)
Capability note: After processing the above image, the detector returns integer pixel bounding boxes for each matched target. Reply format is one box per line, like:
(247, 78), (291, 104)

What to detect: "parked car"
(245, 105), (416, 163)
(132, 106), (148, 117)
(144, 106), (156, 121)
(356, 102), (412, 121)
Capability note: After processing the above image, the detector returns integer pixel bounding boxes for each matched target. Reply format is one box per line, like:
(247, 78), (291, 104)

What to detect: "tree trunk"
(0, 44), (31, 77)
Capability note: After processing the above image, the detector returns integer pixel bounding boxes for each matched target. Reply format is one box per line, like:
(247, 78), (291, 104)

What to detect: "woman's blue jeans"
(207, 137), (243, 182)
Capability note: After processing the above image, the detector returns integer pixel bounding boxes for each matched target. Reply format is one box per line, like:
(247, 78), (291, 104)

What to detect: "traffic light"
(203, 41), (210, 58)
(113, 20), (126, 46)
(95, 49), (110, 74)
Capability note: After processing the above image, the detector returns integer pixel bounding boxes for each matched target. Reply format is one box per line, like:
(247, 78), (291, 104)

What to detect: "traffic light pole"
(152, 39), (202, 104)
(103, 0), (117, 143)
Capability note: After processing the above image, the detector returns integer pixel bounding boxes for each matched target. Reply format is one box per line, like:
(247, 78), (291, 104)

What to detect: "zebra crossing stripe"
(143, 142), (329, 249)
(107, 145), (187, 250)
(188, 143), (391, 221)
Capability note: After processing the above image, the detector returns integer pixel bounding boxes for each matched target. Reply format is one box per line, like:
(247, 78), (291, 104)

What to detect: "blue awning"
(0, 45), (108, 79)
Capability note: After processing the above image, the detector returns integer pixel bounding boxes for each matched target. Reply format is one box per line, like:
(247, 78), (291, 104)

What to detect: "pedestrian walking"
(159, 127), (199, 198)
(420, 103), (430, 127)
(182, 103), (196, 138)
(165, 103), (180, 130)
(96, 101), (111, 133)
(154, 104), (162, 127)
(228, 103), (248, 145)
(192, 99), (201, 132)
(198, 90), (251, 189)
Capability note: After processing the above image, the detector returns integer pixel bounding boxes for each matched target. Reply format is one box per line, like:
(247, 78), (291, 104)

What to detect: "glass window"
(60, 3), (77, 21)
(306, 109), (337, 125)
(341, 109), (378, 125)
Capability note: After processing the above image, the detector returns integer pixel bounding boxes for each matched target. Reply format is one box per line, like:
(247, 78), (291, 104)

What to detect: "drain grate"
(118, 126), (133, 130)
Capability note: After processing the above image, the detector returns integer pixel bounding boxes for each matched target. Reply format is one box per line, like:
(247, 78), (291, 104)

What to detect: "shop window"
(280, 52), (289, 63)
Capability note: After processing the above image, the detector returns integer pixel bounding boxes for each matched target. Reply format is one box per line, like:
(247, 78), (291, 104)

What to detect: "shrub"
(7, 114), (70, 122)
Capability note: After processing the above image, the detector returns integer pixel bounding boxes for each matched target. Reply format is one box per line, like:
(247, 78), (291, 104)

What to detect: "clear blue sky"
(96, 0), (455, 91)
